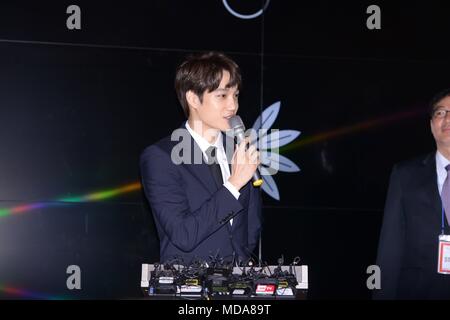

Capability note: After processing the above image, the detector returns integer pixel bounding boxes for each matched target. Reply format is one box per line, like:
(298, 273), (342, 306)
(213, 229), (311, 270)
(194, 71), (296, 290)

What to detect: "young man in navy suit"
(375, 88), (450, 299)
(140, 52), (262, 264)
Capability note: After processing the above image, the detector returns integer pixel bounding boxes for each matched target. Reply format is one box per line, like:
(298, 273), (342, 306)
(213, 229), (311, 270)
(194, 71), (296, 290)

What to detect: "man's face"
(191, 70), (239, 132)
(431, 96), (450, 148)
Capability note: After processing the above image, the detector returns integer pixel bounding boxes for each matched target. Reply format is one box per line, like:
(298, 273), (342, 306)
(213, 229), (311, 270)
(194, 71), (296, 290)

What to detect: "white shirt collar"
(184, 121), (239, 203)
(436, 150), (450, 173)
(436, 150), (450, 195)
(185, 121), (222, 154)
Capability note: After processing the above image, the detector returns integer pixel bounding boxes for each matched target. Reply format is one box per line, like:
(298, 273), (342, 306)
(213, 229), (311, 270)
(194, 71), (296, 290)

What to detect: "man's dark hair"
(429, 88), (450, 117)
(174, 51), (242, 118)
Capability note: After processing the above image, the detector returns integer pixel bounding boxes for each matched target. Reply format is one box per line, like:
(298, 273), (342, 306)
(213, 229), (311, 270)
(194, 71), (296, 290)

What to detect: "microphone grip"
(235, 132), (263, 187)
(252, 168), (263, 188)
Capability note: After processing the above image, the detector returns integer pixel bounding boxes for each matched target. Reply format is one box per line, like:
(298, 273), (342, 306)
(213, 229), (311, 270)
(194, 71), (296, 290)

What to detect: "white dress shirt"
(185, 122), (240, 226)
(436, 150), (450, 196)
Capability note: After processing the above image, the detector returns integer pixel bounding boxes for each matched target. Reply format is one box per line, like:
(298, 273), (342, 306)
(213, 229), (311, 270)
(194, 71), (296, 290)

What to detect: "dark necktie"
(441, 164), (450, 226)
(206, 146), (223, 188)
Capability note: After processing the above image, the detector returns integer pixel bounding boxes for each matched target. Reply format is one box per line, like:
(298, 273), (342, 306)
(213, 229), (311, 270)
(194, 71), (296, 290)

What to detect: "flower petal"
(252, 101), (281, 131)
(261, 152), (301, 173)
(259, 168), (280, 201)
(259, 130), (301, 149)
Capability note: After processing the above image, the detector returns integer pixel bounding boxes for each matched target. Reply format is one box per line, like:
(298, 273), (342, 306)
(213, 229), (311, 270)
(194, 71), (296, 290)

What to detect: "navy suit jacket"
(374, 152), (450, 299)
(140, 124), (262, 264)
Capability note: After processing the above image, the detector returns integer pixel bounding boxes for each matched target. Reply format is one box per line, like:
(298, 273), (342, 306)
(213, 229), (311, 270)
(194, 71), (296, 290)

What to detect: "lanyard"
(442, 205), (446, 235)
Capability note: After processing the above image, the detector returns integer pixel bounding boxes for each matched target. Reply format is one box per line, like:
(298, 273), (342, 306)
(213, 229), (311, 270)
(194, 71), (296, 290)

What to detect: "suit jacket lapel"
(222, 131), (235, 172)
(418, 152), (442, 223)
(170, 123), (218, 194)
(223, 131), (238, 232)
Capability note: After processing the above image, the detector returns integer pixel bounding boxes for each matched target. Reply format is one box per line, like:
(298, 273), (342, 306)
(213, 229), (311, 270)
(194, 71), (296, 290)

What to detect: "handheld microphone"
(228, 115), (263, 188)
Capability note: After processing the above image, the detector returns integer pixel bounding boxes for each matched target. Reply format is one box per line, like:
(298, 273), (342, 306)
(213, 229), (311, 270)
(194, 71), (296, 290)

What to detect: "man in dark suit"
(140, 52), (262, 264)
(375, 88), (450, 299)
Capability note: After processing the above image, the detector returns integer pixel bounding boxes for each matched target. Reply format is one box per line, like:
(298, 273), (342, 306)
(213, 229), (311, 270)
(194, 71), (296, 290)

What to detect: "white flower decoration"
(251, 101), (301, 200)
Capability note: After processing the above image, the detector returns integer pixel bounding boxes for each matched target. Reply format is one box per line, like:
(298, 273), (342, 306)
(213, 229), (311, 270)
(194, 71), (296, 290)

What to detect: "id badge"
(438, 234), (450, 274)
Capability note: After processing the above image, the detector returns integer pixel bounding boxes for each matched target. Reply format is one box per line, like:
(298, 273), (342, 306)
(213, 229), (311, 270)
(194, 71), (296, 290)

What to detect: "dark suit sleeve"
(373, 164), (405, 300)
(140, 145), (244, 253)
(247, 187), (262, 252)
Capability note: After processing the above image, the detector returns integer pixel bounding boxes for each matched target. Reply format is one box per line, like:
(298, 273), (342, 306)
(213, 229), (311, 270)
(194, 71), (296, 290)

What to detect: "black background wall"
(0, 0), (449, 299)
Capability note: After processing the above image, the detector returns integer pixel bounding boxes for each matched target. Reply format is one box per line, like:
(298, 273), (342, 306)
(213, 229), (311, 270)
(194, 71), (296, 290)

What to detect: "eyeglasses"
(432, 108), (450, 119)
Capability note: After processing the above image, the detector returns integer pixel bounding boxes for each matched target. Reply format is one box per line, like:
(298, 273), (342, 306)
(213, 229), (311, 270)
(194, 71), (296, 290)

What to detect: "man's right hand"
(228, 137), (260, 191)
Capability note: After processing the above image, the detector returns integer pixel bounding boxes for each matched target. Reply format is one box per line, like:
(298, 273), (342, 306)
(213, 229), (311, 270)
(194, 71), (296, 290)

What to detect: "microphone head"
(228, 115), (245, 132)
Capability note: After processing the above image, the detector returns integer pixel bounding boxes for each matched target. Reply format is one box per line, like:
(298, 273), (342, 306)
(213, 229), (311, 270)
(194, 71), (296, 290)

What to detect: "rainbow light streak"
(0, 183), (142, 299)
(0, 109), (424, 217)
(58, 181), (142, 202)
(280, 108), (426, 153)
(0, 202), (55, 217)
(0, 284), (64, 300)
(0, 182), (142, 218)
